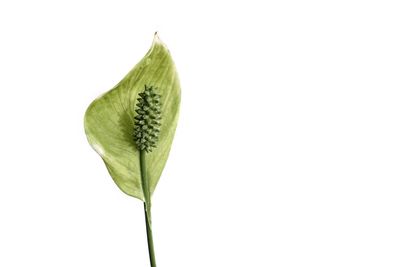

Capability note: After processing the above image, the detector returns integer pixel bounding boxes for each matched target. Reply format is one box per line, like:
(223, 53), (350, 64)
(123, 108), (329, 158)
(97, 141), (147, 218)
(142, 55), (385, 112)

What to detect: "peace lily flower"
(84, 33), (181, 267)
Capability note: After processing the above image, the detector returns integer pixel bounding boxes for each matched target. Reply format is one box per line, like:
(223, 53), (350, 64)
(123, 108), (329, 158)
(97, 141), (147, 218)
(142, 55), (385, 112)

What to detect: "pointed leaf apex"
(152, 32), (168, 50)
(153, 31), (161, 42)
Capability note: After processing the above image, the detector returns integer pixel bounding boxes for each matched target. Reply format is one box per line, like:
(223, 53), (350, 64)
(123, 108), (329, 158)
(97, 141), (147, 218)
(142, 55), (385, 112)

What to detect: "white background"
(0, 0), (399, 266)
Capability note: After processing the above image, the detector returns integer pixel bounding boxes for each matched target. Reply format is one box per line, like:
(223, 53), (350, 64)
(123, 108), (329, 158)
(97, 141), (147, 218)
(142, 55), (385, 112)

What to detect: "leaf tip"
(152, 32), (168, 49)
(153, 31), (161, 42)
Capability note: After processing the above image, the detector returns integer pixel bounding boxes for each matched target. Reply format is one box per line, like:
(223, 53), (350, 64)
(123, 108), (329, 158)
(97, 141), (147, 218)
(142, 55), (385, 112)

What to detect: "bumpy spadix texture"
(134, 86), (162, 152)
(84, 35), (180, 200)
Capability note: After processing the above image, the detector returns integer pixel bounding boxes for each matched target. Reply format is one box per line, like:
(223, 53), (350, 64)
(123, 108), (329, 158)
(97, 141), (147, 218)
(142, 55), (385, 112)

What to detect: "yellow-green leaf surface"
(84, 34), (180, 201)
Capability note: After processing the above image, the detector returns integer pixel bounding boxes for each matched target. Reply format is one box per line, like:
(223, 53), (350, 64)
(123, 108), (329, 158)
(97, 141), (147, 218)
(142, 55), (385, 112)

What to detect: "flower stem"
(140, 151), (157, 267)
(144, 202), (156, 267)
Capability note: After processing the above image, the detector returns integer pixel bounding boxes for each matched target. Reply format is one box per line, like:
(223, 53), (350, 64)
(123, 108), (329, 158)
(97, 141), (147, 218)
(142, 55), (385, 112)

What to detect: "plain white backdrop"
(0, 0), (399, 266)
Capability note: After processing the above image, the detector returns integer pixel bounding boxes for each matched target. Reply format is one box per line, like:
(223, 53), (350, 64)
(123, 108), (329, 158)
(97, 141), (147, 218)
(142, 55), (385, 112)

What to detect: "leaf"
(84, 34), (181, 201)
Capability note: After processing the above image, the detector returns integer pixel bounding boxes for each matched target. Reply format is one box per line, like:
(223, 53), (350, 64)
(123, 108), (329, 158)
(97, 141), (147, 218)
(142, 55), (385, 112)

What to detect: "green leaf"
(84, 34), (181, 201)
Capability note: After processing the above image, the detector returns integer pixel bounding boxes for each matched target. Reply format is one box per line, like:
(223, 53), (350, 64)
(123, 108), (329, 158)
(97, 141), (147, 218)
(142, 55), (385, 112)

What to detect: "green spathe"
(84, 34), (181, 201)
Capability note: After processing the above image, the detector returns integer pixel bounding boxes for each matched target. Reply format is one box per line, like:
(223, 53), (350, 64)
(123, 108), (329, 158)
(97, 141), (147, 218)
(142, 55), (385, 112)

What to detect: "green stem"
(144, 202), (156, 267)
(140, 151), (157, 267)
